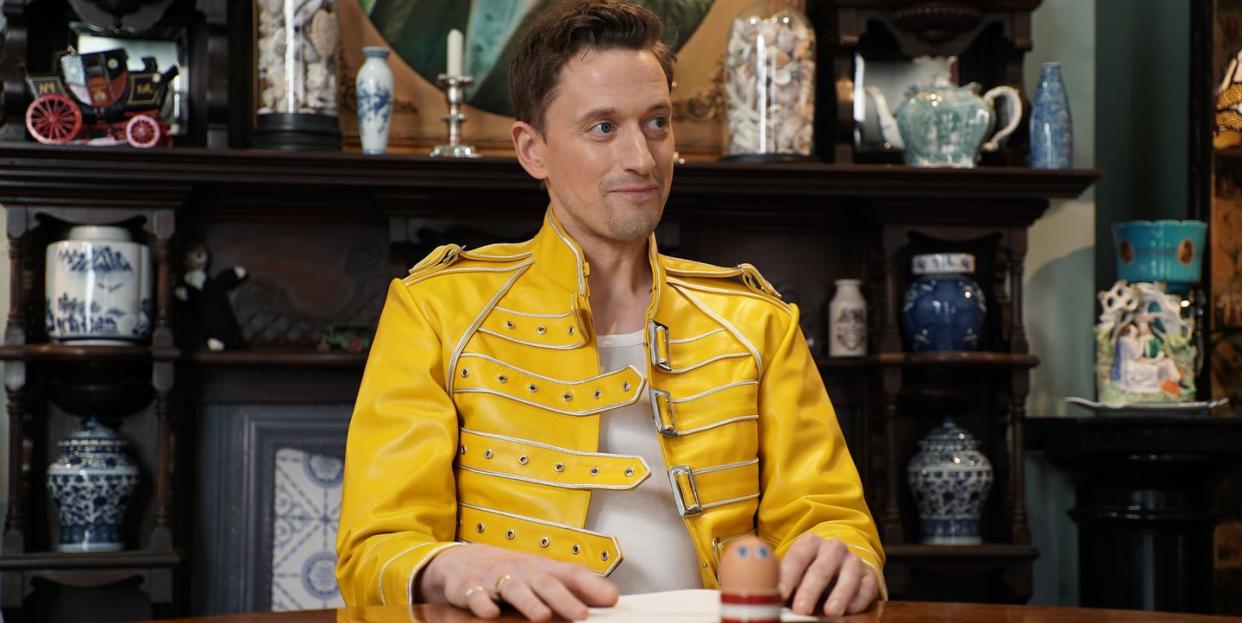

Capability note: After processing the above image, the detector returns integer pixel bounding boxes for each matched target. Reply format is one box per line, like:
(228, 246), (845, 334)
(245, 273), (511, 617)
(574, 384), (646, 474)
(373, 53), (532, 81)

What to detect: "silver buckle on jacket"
(668, 465), (702, 516)
(650, 388), (678, 437)
(648, 320), (672, 372)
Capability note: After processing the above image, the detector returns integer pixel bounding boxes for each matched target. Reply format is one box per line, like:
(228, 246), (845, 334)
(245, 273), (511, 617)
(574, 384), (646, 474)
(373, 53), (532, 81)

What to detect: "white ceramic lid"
(912, 253), (975, 275)
(67, 225), (131, 242)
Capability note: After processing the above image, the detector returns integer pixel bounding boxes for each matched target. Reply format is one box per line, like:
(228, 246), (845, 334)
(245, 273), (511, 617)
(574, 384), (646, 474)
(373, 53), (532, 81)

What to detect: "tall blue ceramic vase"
(1030, 62), (1072, 169)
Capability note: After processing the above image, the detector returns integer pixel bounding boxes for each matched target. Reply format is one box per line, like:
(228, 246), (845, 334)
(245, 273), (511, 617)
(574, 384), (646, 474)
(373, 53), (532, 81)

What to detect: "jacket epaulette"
(662, 255), (787, 309)
(403, 242), (534, 286)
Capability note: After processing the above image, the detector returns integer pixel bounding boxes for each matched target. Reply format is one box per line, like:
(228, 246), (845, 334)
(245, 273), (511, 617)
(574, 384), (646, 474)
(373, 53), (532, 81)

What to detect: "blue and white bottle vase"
(907, 417), (993, 545)
(46, 225), (152, 345)
(1030, 62), (1073, 169)
(47, 417), (140, 552)
(356, 47), (394, 155)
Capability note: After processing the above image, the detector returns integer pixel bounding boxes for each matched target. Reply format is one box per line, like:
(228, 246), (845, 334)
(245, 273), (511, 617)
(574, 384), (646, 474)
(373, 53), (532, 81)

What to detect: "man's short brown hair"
(509, 0), (675, 135)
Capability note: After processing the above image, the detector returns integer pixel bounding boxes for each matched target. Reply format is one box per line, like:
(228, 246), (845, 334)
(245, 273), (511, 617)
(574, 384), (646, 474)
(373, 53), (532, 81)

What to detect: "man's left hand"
(778, 533), (879, 616)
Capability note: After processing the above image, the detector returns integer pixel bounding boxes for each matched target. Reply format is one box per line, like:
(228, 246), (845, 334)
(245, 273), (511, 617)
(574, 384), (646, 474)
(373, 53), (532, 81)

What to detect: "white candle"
(447, 28), (463, 77)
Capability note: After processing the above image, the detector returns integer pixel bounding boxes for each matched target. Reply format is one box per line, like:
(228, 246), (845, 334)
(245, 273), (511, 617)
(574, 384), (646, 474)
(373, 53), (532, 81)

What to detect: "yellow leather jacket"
(336, 210), (884, 606)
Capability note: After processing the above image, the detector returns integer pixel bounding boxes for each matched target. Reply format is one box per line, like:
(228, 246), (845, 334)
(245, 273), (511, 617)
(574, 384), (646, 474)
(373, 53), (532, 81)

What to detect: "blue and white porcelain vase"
(901, 253), (986, 352)
(46, 416), (140, 552)
(1030, 62), (1072, 169)
(907, 417), (993, 545)
(45, 225), (152, 344)
(356, 47), (394, 155)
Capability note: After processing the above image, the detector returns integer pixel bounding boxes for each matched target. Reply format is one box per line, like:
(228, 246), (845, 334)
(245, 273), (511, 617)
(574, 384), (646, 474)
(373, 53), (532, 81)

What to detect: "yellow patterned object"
(1216, 49), (1242, 149)
(335, 210), (884, 605)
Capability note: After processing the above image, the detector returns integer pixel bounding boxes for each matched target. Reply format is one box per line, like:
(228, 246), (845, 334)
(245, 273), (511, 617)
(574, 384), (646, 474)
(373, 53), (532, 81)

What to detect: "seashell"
(309, 10), (339, 58)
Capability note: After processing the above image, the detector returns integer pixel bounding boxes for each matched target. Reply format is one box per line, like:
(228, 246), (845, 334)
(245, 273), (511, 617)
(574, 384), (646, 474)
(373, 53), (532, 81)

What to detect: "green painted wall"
(1095, 0), (1191, 286)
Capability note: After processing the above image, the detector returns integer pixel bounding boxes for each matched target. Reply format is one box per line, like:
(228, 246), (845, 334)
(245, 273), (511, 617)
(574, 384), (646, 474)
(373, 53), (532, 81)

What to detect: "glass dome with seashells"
(255, 0), (341, 118)
(723, 0), (816, 160)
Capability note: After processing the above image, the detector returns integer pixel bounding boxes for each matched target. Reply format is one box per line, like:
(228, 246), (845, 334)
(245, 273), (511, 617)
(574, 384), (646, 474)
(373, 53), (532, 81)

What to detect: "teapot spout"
(865, 86), (904, 150)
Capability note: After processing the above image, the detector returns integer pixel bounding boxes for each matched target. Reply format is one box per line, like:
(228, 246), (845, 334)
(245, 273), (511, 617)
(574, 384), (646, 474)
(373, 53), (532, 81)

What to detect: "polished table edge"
(154, 600), (1242, 622)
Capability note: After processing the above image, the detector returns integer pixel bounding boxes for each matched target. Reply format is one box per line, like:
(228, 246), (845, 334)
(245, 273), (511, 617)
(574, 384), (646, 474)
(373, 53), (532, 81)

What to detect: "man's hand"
(419, 543), (619, 621)
(778, 533), (879, 617)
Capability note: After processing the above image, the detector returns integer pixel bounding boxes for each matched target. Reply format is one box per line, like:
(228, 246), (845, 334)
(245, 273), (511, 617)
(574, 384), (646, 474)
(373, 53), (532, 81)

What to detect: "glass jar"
(254, 0), (342, 149)
(723, 0), (816, 159)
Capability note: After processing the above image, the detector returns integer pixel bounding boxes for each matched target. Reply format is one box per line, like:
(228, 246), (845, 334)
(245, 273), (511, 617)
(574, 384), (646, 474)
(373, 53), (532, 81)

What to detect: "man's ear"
(512, 121), (549, 182)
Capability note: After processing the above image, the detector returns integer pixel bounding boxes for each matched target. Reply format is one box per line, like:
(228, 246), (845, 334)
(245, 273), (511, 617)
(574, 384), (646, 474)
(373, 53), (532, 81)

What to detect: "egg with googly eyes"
(719, 536), (781, 622)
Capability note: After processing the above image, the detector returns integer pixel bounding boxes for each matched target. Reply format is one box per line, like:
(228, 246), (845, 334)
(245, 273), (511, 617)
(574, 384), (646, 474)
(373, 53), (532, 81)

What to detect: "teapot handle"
(981, 85), (1022, 152)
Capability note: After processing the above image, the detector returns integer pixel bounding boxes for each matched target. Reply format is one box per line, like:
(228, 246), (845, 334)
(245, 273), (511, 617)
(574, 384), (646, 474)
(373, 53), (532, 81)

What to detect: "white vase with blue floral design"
(907, 417), (993, 545)
(45, 225), (152, 345)
(356, 47), (394, 155)
(47, 416), (139, 552)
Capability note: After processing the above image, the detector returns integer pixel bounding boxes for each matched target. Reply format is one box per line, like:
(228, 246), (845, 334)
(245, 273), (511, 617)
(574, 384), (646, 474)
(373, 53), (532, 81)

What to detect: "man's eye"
(647, 116), (669, 130)
(589, 121), (615, 136)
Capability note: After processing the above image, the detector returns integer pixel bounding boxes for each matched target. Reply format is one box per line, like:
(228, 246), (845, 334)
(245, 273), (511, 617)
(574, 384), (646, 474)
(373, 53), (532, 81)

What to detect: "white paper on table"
(586, 589), (824, 622)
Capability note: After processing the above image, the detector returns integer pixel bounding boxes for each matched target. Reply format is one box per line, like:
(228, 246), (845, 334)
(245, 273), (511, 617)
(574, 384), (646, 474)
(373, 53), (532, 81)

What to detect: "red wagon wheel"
(125, 114), (161, 148)
(26, 94), (82, 144)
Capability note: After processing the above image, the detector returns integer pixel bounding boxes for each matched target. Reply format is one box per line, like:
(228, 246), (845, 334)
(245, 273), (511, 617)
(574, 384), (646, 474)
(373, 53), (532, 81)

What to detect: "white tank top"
(584, 330), (703, 594)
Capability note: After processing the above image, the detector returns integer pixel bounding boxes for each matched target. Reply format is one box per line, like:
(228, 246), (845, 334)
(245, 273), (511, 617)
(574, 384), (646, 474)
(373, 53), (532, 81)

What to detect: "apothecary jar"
(254, 0), (342, 149)
(723, 0), (816, 159)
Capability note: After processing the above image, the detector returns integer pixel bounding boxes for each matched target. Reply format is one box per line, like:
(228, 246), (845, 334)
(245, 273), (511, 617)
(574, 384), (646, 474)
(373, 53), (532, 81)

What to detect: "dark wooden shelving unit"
(0, 142), (1098, 615)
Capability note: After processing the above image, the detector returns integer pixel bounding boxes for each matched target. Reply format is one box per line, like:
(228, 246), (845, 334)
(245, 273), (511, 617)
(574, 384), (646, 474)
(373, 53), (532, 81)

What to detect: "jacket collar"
(532, 208), (664, 308)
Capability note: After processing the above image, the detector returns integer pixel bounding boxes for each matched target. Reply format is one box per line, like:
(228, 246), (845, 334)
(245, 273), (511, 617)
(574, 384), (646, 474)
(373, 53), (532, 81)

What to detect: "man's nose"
(616, 125), (656, 177)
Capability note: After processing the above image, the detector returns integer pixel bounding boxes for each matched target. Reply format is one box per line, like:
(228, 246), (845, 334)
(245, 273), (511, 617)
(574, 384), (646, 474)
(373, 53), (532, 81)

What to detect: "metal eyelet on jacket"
(498, 375), (508, 383)
(593, 389), (602, 399)
(536, 325), (547, 334)
(461, 368), (469, 378)
(622, 382), (632, 391)
(506, 529), (516, 540)
(571, 545), (581, 555)
(505, 320), (516, 329)
(484, 449), (494, 459)
(476, 522), (485, 533)
(539, 537), (551, 548)
(562, 392), (572, 402)
(518, 455), (529, 465)
(589, 467), (599, 476)
(568, 326), (575, 335)
(624, 468), (635, 477)
(554, 463), (565, 472)
(528, 383), (538, 392)
(601, 551), (609, 561)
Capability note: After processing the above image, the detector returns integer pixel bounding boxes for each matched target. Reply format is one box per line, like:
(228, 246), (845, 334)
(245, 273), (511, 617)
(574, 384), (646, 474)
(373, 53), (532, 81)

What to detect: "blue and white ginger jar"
(907, 417), (993, 545)
(46, 417), (140, 552)
(901, 253), (986, 351)
(45, 225), (152, 344)
(356, 47), (394, 155)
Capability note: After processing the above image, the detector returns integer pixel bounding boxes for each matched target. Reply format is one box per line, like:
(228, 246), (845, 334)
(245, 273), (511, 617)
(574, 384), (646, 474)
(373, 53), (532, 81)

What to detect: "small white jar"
(829, 278), (867, 357)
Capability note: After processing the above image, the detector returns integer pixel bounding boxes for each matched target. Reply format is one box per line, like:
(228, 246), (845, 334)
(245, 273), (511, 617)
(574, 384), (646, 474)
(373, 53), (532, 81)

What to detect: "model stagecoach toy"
(718, 536), (782, 623)
(25, 48), (178, 148)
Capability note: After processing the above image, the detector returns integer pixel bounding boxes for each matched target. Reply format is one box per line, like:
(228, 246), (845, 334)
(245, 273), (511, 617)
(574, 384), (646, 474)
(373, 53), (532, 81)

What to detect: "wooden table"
(159, 601), (1242, 622)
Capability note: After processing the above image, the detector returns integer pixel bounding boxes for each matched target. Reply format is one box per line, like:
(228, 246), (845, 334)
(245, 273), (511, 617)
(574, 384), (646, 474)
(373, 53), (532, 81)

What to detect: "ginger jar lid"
(67, 225), (131, 242)
(912, 253), (975, 276)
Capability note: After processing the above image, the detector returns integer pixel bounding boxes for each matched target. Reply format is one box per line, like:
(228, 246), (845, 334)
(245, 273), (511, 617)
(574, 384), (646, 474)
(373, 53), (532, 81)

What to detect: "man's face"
(517, 48), (674, 246)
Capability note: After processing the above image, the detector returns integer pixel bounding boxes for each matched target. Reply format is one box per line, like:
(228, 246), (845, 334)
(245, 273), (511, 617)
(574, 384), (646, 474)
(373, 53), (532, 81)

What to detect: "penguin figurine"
(174, 243), (247, 351)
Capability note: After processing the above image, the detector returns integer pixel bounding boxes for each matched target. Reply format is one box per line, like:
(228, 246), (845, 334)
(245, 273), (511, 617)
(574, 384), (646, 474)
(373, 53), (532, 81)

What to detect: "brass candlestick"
(431, 74), (480, 158)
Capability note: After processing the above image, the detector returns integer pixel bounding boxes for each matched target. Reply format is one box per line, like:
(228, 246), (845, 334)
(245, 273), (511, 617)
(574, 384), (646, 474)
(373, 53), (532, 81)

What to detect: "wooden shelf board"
(0, 144), (1100, 202)
(0, 343), (177, 362)
(0, 549), (179, 570)
(877, 351), (1040, 368)
(189, 346), (368, 367)
(885, 543), (1038, 561)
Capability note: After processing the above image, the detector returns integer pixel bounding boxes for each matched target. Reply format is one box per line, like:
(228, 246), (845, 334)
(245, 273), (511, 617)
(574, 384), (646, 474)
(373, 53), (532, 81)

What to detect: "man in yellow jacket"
(336, 1), (884, 620)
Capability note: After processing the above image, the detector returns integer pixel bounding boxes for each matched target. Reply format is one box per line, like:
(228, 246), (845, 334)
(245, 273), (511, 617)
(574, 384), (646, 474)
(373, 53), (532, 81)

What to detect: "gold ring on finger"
(464, 585), (487, 600)
(494, 573), (514, 595)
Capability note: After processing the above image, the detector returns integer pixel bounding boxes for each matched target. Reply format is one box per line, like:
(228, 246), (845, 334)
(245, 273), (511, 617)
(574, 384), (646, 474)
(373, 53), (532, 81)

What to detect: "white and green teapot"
(866, 75), (1021, 168)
